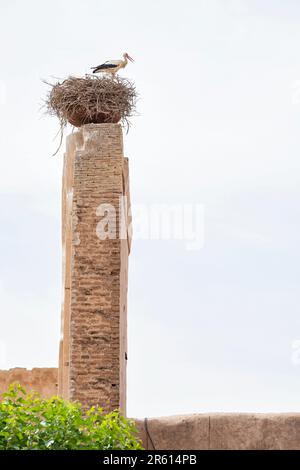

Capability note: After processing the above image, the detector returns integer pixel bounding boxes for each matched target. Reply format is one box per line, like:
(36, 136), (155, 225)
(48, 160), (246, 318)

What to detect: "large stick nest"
(45, 75), (137, 130)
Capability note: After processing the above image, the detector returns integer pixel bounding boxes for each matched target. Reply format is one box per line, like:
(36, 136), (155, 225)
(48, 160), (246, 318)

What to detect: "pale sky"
(1, 0), (300, 418)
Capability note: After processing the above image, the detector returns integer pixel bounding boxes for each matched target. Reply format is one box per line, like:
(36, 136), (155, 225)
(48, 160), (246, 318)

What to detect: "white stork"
(91, 52), (134, 77)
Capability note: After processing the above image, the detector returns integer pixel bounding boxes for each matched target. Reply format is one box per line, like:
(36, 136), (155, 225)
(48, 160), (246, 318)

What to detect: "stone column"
(58, 123), (131, 414)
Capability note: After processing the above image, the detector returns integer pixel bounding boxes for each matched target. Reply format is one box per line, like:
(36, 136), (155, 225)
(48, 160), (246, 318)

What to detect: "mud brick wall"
(135, 413), (300, 450)
(0, 368), (58, 398)
(58, 124), (131, 413)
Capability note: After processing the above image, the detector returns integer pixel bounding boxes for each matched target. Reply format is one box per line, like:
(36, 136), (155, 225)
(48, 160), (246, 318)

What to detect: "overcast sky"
(1, 0), (300, 418)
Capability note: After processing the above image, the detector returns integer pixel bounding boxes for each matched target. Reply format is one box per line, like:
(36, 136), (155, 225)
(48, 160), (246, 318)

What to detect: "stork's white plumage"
(91, 52), (134, 76)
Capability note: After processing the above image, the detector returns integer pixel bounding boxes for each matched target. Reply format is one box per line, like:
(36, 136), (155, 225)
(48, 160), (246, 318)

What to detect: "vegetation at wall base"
(0, 384), (143, 450)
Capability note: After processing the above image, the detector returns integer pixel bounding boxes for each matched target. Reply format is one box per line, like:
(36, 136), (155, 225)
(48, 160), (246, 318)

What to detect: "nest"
(45, 75), (137, 129)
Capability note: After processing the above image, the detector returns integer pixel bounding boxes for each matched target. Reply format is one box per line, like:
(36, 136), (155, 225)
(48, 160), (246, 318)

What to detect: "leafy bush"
(0, 384), (143, 450)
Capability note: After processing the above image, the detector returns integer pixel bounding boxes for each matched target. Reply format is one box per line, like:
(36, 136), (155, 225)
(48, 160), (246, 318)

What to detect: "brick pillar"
(58, 123), (131, 414)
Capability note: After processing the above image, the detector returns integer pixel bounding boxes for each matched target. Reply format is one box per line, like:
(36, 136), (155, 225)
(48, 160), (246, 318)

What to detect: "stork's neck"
(122, 55), (128, 66)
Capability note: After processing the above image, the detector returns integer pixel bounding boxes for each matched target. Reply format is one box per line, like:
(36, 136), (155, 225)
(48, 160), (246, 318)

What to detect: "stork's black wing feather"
(91, 62), (119, 73)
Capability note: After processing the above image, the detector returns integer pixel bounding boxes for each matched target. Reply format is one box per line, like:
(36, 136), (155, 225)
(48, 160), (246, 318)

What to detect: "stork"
(91, 52), (134, 77)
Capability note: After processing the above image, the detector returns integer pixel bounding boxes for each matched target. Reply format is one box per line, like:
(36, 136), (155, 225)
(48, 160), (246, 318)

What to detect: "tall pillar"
(58, 123), (131, 413)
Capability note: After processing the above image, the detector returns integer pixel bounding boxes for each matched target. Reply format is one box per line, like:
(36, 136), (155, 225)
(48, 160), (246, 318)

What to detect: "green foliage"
(0, 384), (143, 450)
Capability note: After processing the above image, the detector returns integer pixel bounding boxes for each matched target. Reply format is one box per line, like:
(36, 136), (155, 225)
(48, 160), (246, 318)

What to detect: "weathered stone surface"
(0, 368), (58, 398)
(58, 123), (131, 414)
(135, 413), (300, 450)
(135, 415), (210, 450)
(209, 413), (300, 450)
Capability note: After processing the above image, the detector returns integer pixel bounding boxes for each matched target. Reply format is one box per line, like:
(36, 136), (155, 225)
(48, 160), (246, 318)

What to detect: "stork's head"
(123, 52), (134, 62)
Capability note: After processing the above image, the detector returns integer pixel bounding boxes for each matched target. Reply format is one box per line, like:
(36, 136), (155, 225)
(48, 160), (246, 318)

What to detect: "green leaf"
(0, 383), (143, 450)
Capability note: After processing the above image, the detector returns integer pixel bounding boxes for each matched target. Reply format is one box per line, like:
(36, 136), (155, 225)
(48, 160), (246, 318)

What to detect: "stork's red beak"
(127, 54), (134, 62)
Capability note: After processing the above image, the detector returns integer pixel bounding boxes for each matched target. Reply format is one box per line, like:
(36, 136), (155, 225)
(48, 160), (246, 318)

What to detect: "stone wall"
(1, 122), (299, 449)
(135, 413), (300, 450)
(0, 368), (58, 398)
(59, 124), (131, 413)
(0, 368), (299, 448)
